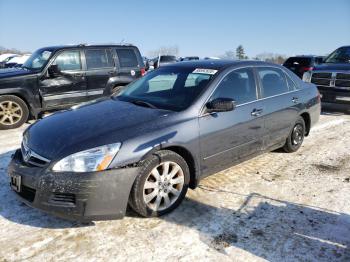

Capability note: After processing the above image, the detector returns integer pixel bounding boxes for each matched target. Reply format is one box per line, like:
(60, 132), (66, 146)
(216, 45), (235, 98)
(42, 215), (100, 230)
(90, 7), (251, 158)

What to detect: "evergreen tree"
(236, 45), (246, 60)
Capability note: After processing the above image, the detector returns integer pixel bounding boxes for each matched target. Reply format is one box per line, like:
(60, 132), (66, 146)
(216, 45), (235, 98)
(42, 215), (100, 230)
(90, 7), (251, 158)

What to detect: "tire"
(112, 86), (125, 95)
(282, 116), (305, 153)
(129, 150), (190, 217)
(0, 95), (29, 130)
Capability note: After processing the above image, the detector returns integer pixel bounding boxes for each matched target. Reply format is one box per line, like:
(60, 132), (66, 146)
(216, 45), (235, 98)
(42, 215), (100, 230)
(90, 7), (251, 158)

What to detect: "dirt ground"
(0, 103), (349, 262)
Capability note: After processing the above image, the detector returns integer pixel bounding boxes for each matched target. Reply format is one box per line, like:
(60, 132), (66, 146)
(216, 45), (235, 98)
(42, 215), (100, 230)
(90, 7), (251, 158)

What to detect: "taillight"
(300, 66), (313, 72)
(140, 68), (146, 76)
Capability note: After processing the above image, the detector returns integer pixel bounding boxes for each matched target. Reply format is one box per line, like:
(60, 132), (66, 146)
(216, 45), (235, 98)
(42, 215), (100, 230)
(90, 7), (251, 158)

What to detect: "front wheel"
(129, 150), (190, 217)
(0, 95), (29, 130)
(282, 116), (305, 153)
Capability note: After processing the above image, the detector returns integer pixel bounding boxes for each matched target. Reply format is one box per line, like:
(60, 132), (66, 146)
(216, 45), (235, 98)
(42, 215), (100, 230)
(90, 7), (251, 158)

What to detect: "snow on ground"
(0, 104), (350, 262)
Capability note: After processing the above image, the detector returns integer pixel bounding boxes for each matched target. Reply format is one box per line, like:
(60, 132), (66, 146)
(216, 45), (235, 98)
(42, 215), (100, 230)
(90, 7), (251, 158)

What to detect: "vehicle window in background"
(324, 47), (350, 63)
(283, 57), (311, 67)
(117, 68), (215, 111)
(258, 68), (289, 97)
(160, 56), (177, 62)
(185, 73), (211, 88)
(53, 51), (81, 71)
(22, 50), (52, 69)
(116, 49), (138, 67)
(211, 68), (257, 105)
(85, 49), (114, 69)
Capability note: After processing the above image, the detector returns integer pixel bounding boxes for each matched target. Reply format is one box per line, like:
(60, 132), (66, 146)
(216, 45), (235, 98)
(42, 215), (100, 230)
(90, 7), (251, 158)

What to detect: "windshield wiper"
(130, 100), (158, 109)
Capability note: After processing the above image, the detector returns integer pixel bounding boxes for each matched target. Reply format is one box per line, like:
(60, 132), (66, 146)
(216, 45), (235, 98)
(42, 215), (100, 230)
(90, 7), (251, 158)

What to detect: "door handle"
(292, 97), (299, 103)
(251, 108), (263, 117)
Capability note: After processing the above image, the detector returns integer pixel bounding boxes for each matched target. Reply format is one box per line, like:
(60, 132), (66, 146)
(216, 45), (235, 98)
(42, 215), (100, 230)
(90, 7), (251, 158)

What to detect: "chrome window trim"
(199, 65), (300, 116)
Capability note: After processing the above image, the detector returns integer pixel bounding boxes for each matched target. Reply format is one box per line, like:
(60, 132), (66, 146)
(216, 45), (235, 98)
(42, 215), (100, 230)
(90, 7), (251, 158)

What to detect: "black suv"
(303, 46), (350, 104)
(283, 56), (324, 78)
(0, 44), (145, 129)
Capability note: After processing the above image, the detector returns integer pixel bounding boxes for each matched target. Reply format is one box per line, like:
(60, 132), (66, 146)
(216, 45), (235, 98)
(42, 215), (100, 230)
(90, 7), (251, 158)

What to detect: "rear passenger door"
(115, 48), (143, 84)
(84, 48), (115, 99)
(256, 67), (300, 149)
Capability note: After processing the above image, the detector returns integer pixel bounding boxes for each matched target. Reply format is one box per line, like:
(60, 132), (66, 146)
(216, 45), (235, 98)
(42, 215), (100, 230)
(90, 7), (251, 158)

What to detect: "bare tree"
(254, 52), (287, 64)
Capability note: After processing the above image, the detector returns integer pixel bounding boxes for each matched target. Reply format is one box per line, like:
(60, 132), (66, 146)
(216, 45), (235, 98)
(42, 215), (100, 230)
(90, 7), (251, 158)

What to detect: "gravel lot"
(0, 104), (349, 262)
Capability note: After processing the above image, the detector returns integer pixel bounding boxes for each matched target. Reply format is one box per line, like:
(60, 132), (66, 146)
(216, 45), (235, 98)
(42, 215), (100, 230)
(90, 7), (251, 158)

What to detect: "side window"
(257, 68), (289, 98)
(285, 74), (299, 91)
(116, 49), (139, 67)
(53, 51), (81, 71)
(85, 49), (114, 69)
(211, 68), (257, 105)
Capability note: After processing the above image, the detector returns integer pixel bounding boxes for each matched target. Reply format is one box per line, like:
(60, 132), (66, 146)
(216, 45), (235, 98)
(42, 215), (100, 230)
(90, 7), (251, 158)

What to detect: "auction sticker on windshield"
(192, 68), (218, 75)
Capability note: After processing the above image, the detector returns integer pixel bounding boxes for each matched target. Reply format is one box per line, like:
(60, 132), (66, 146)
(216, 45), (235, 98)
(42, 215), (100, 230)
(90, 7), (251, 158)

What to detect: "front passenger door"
(40, 50), (87, 109)
(199, 67), (265, 176)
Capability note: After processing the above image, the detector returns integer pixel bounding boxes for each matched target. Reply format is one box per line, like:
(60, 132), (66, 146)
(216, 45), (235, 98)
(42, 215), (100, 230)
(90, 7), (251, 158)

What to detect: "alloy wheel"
(0, 101), (23, 126)
(143, 161), (185, 212)
(292, 124), (304, 145)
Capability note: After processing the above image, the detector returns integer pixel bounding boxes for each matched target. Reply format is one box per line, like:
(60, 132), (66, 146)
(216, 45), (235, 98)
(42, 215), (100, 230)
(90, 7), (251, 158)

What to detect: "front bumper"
(8, 149), (139, 222)
(318, 86), (350, 103)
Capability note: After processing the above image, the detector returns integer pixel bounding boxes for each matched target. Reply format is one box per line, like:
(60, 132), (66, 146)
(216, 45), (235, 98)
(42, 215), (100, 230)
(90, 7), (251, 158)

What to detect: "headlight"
(52, 143), (121, 172)
(302, 71), (312, 83)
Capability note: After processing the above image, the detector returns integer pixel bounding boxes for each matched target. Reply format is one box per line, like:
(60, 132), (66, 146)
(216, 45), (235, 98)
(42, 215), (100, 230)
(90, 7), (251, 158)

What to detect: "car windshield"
(116, 67), (217, 111)
(22, 49), (52, 69)
(324, 47), (350, 64)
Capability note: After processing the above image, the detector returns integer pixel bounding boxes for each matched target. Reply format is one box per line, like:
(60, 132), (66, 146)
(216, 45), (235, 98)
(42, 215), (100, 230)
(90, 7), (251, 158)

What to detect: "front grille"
(311, 78), (331, 86)
(21, 143), (50, 167)
(49, 193), (76, 206)
(18, 185), (36, 202)
(335, 80), (350, 88)
(312, 72), (332, 79)
(311, 71), (350, 89)
(336, 73), (350, 80)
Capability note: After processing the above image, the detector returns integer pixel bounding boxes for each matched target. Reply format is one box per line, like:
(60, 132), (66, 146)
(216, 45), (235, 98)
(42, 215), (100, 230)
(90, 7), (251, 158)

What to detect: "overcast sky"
(0, 0), (349, 57)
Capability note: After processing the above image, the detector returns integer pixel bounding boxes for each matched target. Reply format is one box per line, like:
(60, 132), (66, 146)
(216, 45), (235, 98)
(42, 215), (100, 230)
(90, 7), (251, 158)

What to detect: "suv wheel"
(0, 95), (29, 130)
(282, 116), (305, 153)
(129, 150), (190, 217)
(112, 86), (125, 95)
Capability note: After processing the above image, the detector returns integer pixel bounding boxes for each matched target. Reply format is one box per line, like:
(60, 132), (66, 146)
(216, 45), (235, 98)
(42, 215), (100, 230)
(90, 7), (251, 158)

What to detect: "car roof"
(164, 59), (278, 71)
(36, 44), (138, 52)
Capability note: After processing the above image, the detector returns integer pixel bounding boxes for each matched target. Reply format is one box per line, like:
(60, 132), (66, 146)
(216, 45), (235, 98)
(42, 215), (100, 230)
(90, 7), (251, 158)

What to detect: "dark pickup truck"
(0, 44), (145, 129)
(303, 46), (350, 104)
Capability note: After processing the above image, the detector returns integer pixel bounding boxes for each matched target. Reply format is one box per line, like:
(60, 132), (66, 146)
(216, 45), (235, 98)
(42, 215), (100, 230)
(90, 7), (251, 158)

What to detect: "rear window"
(160, 56), (177, 62)
(116, 49), (139, 67)
(284, 57), (312, 67)
(85, 49), (114, 69)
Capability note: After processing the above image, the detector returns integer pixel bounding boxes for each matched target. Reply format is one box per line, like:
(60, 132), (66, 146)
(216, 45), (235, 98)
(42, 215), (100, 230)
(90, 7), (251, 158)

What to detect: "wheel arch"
(0, 89), (37, 118)
(300, 112), (311, 136)
(140, 145), (199, 189)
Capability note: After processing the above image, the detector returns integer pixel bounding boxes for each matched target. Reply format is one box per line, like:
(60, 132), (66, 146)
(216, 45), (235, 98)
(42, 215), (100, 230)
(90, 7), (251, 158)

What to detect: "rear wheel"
(129, 150), (190, 217)
(282, 116), (305, 153)
(0, 95), (29, 130)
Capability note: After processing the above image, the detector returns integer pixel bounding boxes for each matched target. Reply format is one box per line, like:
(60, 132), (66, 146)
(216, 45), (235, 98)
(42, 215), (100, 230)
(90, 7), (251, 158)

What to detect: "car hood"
(0, 67), (36, 79)
(313, 63), (350, 71)
(25, 98), (172, 160)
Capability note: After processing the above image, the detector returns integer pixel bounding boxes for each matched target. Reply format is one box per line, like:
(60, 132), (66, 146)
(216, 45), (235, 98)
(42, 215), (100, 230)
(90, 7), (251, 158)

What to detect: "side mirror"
(48, 64), (61, 77)
(206, 98), (236, 113)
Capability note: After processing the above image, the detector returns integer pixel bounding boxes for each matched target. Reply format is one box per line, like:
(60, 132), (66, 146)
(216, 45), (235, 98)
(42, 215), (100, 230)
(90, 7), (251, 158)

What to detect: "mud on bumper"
(7, 150), (139, 222)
